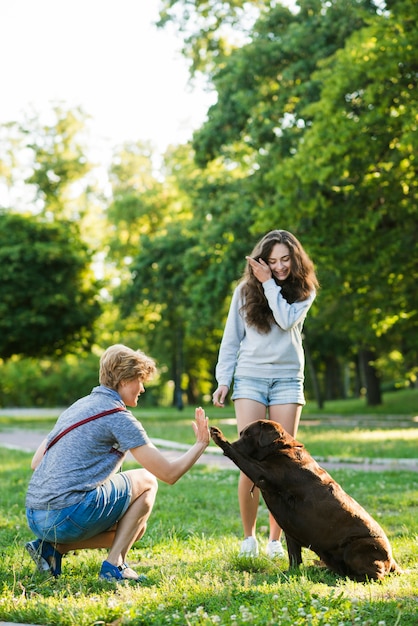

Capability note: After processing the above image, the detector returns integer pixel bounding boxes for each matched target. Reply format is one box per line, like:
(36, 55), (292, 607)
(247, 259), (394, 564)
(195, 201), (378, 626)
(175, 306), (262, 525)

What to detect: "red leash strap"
(44, 407), (126, 453)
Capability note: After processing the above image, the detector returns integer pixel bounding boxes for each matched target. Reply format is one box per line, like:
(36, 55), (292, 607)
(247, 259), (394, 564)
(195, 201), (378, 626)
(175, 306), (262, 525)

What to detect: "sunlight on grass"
(348, 429), (418, 441)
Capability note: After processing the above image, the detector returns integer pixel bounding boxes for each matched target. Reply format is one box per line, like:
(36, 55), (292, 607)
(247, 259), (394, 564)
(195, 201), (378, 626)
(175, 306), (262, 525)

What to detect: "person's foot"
(238, 536), (259, 557)
(99, 560), (147, 583)
(266, 540), (285, 558)
(25, 538), (62, 577)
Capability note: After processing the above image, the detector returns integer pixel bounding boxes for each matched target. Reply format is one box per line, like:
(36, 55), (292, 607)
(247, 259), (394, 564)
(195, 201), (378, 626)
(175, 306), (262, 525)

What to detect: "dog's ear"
(258, 421), (287, 448)
(258, 421), (304, 450)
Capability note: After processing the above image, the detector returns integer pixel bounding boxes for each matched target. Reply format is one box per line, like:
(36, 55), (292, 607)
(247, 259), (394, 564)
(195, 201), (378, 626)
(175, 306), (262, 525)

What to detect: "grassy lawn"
(0, 389), (417, 625)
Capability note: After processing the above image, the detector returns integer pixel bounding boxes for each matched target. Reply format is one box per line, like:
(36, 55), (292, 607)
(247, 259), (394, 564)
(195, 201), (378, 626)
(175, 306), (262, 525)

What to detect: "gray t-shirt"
(26, 385), (150, 510)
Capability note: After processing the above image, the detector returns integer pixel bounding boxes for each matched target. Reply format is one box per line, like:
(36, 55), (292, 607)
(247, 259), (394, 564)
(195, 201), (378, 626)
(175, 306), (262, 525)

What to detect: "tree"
(106, 141), (168, 277)
(113, 143), (255, 405)
(0, 212), (101, 359)
(23, 104), (92, 220)
(179, 0), (384, 402)
(157, 0), (263, 76)
(257, 0), (418, 401)
(191, 0), (378, 165)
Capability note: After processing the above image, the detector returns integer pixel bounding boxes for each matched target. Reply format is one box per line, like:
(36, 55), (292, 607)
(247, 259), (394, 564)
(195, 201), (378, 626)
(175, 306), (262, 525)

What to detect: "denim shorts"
(231, 376), (305, 406)
(26, 472), (132, 543)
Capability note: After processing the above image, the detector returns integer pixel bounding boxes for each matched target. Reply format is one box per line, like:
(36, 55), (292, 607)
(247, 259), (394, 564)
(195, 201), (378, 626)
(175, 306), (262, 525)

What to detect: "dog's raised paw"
(210, 426), (227, 444)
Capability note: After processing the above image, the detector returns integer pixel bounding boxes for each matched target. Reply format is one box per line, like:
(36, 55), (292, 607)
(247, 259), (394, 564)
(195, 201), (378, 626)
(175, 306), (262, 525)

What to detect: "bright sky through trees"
(0, 0), (216, 154)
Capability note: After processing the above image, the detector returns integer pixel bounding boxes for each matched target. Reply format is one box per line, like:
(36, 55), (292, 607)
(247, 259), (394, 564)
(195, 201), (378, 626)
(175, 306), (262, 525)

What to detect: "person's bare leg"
(106, 469), (158, 570)
(238, 473), (260, 538)
(54, 468), (158, 578)
(267, 404), (302, 542)
(235, 399), (267, 539)
(55, 532), (116, 554)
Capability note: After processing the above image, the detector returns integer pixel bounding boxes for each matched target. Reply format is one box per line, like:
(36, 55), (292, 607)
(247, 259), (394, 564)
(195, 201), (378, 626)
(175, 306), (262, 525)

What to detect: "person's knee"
(128, 469), (158, 500)
(240, 472), (253, 485)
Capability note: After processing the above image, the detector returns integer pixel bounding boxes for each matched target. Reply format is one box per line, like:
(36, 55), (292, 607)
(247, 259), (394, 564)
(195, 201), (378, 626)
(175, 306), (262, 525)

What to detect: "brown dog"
(210, 419), (402, 581)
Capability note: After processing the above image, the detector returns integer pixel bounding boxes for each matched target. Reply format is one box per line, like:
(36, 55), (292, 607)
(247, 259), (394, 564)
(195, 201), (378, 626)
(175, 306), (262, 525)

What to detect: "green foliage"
(0, 353), (98, 407)
(24, 104), (92, 219)
(261, 0), (418, 363)
(193, 0), (376, 165)
(106, 141), (167, 268)
(0, 212), (101, 359)
(157, 0), (263, 76)
(158, 0), (417, 400)
(114, 143), (258, 404)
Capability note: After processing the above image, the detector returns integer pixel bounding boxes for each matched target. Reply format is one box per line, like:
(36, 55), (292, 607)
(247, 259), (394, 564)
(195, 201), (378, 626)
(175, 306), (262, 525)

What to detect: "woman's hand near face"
(246, 256), (272, 283)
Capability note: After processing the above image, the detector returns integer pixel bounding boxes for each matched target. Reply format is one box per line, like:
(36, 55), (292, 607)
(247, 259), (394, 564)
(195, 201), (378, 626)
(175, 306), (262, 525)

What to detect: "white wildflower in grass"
(211, 616), (221, 624)
(378, 622), (386, 626)
(239, 605), (253, 622)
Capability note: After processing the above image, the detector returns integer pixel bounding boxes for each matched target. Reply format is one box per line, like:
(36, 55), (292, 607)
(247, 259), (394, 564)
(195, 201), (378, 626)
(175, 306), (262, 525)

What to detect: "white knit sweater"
(215, 279), (316, 388)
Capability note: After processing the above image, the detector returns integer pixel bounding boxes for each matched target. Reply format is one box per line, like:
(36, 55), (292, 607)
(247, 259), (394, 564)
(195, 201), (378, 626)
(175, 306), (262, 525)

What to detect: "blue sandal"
(99, 560), (147, 583)
(25, 538), (62, 577)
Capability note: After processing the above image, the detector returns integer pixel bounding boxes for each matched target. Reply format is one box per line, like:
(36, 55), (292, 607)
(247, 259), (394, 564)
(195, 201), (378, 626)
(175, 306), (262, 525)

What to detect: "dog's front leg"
(210, 426), (230, 449)
(284, 533), (303, 568)
(210, 426), (245, 464)
(210, 427), (265, 486)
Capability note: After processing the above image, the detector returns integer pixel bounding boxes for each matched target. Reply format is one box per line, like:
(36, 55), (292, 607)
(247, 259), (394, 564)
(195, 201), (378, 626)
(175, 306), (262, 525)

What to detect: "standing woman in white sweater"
(212, 230), (319, 558)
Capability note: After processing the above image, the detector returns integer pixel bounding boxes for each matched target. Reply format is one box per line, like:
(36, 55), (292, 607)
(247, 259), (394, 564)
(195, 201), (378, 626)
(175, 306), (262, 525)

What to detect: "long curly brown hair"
(240, 230), (319, 333)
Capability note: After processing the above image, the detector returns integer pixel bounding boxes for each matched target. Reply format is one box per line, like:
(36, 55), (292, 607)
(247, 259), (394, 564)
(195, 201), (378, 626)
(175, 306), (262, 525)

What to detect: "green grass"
(0, 408), (417, 625)
(303, 386), (418, 417)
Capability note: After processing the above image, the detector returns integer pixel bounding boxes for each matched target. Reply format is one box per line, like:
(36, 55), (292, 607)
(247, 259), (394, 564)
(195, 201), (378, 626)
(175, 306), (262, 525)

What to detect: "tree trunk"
(324, 354), (344, 400)
(304, 337), (323, 409)
(358, 349), (382, 406)
(172, 326), (184, 410)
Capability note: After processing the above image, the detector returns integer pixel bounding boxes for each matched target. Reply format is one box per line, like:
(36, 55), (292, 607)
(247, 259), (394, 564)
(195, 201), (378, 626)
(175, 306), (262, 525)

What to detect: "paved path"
(1, 427), (417, 472)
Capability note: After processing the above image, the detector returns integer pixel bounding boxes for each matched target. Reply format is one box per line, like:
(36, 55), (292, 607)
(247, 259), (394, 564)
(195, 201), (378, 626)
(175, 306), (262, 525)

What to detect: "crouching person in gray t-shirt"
(25, 344), (210, 582)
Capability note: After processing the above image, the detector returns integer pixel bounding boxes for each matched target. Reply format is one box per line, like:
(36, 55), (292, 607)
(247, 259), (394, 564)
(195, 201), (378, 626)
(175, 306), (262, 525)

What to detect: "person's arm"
(31, 437), (47, 470)
(213, 287), (244, 405)
(130, 407), (210, 485)
(246, 255), (316, 330)
(263, 279), (316, 329)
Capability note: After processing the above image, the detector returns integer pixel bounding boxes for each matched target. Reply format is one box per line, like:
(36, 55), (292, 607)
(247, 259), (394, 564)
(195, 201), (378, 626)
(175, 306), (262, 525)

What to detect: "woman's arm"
(263, 279), (316, 330)
(31, 437), (47, 470)
(130, 407), (210, 485)
(215, 286), (244, 388)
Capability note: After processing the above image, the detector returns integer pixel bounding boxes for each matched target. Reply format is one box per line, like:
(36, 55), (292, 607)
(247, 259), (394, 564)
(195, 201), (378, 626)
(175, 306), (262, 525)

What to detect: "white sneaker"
(266, 540), (285, 558)
(238, 536), (259, 557)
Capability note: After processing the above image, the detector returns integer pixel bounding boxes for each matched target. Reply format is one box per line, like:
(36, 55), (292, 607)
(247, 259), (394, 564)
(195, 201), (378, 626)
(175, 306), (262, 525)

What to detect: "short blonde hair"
(99, 344), (157, 390)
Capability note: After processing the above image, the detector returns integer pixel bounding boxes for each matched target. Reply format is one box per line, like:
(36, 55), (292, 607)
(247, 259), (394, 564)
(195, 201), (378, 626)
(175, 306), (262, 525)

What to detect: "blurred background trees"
(0, 0), (416, 408)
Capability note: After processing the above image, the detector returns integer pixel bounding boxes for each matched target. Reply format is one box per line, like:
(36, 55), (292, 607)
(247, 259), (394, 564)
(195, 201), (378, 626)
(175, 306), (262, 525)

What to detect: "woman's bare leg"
(234, 399), (267, 538)
(267, 404), (302, 542)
